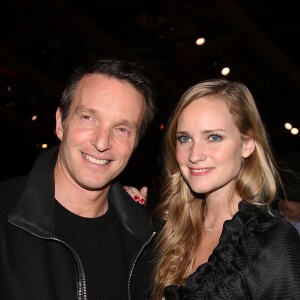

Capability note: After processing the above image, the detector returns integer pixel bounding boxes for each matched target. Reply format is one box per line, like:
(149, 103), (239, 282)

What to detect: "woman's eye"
(176, 135), (191, 143)
(209, 134), (222, 142)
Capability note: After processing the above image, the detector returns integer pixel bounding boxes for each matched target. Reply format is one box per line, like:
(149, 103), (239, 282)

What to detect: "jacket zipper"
(127, 231), (156, 300)
(8, 220), (87, 300)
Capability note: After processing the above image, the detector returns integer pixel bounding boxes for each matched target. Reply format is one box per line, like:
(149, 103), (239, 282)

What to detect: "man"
(277, 152), (300, 234)
(0, 59), (156, 299)
(278, 197), (300, 234)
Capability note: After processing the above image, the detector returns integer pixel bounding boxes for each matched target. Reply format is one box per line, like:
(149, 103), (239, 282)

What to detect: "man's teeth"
(84, 154), (109, 165)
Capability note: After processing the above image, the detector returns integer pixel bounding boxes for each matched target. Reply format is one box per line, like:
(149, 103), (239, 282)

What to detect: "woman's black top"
(164, 201), (300, 300)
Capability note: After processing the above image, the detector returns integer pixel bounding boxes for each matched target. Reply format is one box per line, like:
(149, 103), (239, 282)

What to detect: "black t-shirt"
(55, 201), (127, 299)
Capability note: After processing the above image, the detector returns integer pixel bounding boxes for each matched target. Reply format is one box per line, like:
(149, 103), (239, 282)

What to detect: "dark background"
(0, 0), (299, 191)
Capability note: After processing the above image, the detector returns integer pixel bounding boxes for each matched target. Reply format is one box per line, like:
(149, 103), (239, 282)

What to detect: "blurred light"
(0, 65), (15, 78)
(196, 37), (205, 46)
(41, 144), (48, 149)
(7, 86), (11, 92)
(5, 102), (14, 108)
(160, 124), (165, 130)
(32, 115), (38, 121)
(291, 128), (299, 135)
(284, 122), (292, 130)
(221, 67), (230, 76)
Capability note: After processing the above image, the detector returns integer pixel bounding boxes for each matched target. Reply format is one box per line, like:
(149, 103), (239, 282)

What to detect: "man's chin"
(79, 180), (112, 192)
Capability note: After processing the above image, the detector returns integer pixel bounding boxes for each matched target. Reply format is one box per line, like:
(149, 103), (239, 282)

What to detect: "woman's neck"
(204, 194), (241, 228)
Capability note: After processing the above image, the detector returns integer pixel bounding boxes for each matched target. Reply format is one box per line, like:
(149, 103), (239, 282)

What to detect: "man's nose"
(91, 127), (112, 152)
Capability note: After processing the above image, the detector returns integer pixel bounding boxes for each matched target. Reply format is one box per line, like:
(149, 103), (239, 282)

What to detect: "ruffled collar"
(164, 201), (278, 298)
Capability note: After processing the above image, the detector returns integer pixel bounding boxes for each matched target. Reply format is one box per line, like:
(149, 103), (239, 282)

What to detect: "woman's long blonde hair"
(151, 79), (282, 299)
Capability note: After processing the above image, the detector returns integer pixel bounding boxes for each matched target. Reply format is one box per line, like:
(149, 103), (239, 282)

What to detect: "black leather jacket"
(0, 146), (155, 300)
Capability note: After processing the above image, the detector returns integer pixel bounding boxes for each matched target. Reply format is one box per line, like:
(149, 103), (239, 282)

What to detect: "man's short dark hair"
(280, 152), (300, 203)
(59, 59), (156, 138)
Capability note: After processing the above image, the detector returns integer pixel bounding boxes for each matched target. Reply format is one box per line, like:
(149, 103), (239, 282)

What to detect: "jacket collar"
(109, 181), (153, 242)
(8, 145), (57, 237)
(8, 145), (154, 242)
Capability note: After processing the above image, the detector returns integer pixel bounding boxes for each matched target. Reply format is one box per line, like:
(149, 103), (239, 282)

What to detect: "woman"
(127, 79), (300, 299)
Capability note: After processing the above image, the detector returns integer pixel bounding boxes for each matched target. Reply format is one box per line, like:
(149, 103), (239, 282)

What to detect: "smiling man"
(0, 59), (156, 300)
(276, 152), (300, 235)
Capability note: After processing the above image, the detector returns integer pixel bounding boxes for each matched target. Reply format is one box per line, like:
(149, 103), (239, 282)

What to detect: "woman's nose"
(188, 143), (207, 163)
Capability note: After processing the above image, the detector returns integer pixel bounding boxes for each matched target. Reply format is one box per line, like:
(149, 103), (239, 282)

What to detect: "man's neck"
(55, 190), (109, 218)
(54, 167), (110, 218)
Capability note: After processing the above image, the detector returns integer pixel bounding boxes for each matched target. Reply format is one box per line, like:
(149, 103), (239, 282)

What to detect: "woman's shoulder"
(219, 201), (300, 278)
(234, 201), (300, 245)
(164, 201), (300, 299)
(169, 201), (298, 278)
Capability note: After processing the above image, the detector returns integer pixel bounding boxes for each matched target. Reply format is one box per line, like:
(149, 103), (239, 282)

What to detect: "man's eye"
(114, 127), (133, 140)
(116, 127), (130, 135)
(81, 115), (91, 120)
(209, 134), (222, 142)
(176, 135), (191, 143)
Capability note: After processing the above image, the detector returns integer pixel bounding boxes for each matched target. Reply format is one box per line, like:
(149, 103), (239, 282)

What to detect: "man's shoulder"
(110, 181), (155, 240)
(0, 175), (27, 190)
(0, 175), (27, 214)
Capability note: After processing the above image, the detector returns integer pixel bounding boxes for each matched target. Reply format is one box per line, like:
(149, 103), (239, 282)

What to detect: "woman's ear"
(242, 138), (256, 158)
(55, 108), (64, 141)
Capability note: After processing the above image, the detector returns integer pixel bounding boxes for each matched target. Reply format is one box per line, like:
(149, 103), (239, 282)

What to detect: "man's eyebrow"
(117, 119), (138, 129)
(74, 106), (138, 129)
(74, 106), (98, 116)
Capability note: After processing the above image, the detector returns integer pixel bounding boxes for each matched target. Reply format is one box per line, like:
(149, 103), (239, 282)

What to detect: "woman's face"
(175, 97), (254, 199)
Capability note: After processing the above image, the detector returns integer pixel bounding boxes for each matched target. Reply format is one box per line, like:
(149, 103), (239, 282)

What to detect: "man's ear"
(242, 138), (255, 158)
(55, 108), (64, 141)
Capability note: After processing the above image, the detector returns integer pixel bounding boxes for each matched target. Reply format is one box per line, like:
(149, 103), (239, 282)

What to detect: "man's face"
(278, 200), (300, 222)
(55, 73), (146, 192)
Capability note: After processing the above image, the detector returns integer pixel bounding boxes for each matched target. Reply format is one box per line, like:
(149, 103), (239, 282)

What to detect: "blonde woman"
(127, 79), (300, 299)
